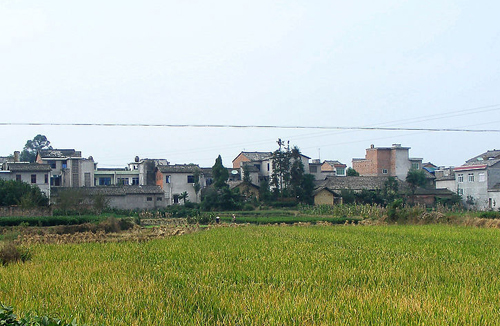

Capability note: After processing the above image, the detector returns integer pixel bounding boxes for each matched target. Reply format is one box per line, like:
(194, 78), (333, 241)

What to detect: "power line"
(1, 122), (499, 133)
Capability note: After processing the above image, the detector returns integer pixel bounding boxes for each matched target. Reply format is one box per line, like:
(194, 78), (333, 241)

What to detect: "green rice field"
(2, 224), (500, 325)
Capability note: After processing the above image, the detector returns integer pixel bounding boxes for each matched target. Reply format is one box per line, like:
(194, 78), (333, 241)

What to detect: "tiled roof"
(466, 150), (500, 165)
(323, 160), (346, 167)
(315, 176), (405, 191)
(7, 163), (52, 172)
(238, 152), (272, 162)
(39, 149), (81, 158)
(157, 164), (201, 173)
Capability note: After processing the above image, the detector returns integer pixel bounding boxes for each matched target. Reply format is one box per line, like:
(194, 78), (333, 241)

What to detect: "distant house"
(0, 162), (52, 198)
(313, 175), (453, 206)
(36, 149), (95, 187)
(156, 164), (205, 205)
(454, 150), (500, 210)
(51, 186), (166, 210)
(352, 144), (422, 180)
(321, 160), (347, 176)
(232, 150), (311, 184)
(313, 176), (399, 205)
(228, 181), (260, 200)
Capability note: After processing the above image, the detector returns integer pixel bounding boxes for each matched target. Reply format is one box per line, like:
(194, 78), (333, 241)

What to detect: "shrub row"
(0, 215), (104, 227)
(0, 303), (78, 326)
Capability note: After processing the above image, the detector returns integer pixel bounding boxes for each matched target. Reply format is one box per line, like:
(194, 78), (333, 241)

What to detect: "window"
(62, 161), (67, 169)
(336, 168), (345, 176)
(412, 163), (420, 170)
(310, 166), (317, 173)
(50, 162), (56, 169)
(382, 169), (388, 174)
(187, 175), (195, 183)
(117, 178), (129, 185)
(457, 173), (464, 183)
(146, 197), (153, 202)
(44, 174), (48, 184)
(267, 163), (270, 171)
(132, 177), (139, 185)
(458, 188), (464, 195)
(157, 197), (162, 201)
(166, 175), (171, 183)
(468, 173), (474, 183)
(99, 177), (111, 186)
(173, 194), (179, 204)
(16, 174), (21, 182)
(31, 174), (36, 184)
(479, 173), (486, 182)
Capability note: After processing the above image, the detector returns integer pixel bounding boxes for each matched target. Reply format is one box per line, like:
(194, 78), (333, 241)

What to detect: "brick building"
(352, 144), (422, 180)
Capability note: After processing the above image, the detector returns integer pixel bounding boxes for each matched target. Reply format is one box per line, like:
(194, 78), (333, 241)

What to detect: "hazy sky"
(1, 1), (499, 168)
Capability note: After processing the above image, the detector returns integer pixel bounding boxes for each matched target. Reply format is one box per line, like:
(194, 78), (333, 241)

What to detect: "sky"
(1, 0), (499, 169)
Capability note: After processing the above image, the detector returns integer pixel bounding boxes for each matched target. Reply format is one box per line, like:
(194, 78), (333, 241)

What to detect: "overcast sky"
(1, 1), (499, 168)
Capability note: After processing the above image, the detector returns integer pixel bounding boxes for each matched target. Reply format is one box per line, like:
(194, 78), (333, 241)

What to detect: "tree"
(406, 169), (427, 195)
(0, 180), (49, 207)
(179, 191), (189, 204)
(193, 170), (201, 202)
(382, 176), (399, 204)
(212, 155), (229, 189)
(20, 134), (52, 163)
(243, 165), (252, 184)
(346, 167), (359, 176)
(271, 139), (292, 198)
(289, 146), (305, 199)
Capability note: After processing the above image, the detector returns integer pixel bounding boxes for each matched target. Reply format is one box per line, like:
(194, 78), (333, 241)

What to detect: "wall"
(314, 189), (334, 205)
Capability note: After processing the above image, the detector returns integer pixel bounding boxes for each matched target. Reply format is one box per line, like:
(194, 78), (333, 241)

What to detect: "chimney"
(14, 151), (20, 162)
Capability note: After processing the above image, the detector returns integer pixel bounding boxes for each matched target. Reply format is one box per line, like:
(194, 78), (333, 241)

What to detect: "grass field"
(1, 224), (500, 325)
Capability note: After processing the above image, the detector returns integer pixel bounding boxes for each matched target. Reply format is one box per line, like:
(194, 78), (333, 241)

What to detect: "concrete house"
(51, 186), (166, 210)
(352, 144), (422, 180)
(0, 162), (52, 198)
(36, 149), (95, 187)
(454, 150), (500, 210)
(156, 164), (205, 205)
(232, 151), (311, 184)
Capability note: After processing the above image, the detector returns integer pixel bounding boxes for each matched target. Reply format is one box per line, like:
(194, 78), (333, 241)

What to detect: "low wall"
(0, 206), (53, 217)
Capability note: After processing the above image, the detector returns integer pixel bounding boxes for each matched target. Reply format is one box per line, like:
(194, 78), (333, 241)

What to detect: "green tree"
(406, 169), (427, 194)
(179, 191), (189, 204)
(0, 180), (48, 207)
(258, 179), (272, 203)
(289, 146), (305, 199)
(193, 170), (201, 202)
(243, 165), (252, 184)
(271, 139), (292, 198)
(346, 167), (359, 176)
(212, 155), (229, 189)
(20, 134), (52, 163)
(382, 176), (399, 204)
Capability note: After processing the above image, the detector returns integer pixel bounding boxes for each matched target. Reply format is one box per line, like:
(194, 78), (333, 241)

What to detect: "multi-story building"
(156, 164), (205, 205)
(352, 144), (422, 180)
(36, 149), (95, 187)
(454, 150), (500, 210)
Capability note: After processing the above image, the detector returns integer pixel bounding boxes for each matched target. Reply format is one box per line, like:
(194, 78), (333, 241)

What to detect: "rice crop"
(1, 224), (500, 325)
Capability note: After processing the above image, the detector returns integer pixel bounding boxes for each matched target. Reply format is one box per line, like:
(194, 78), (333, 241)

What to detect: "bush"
(0, 303), (78, 325)
(479, 211), (500, 219)
(0, 242), (31, 266)
(187, 213), (215, 225)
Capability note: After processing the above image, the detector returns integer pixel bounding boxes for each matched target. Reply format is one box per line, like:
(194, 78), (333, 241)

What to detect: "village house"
(36, 149), (95, 187)
(453, 150), (500, 210)
(155, 164), (206, 205)
(352, 144), (422, 180)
